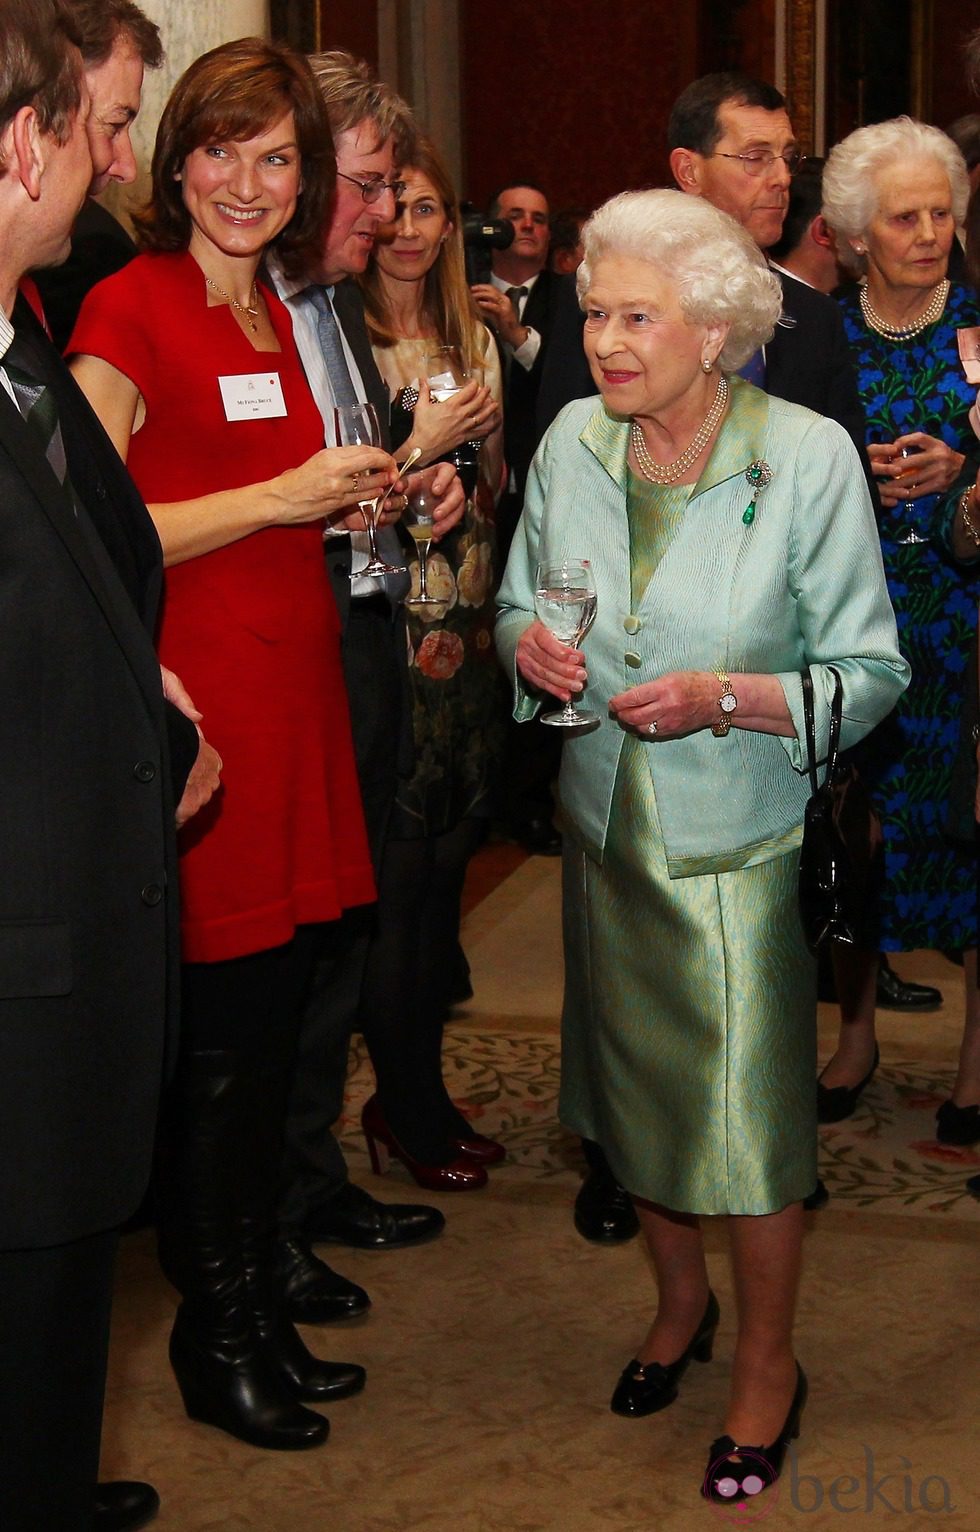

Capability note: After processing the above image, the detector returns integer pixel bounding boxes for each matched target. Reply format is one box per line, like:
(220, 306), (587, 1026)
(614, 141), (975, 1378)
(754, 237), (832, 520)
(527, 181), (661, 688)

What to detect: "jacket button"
(134, 760), (156, 783)
(625, 651), (642, 669)
(623, 615), (642, 635)
(141, 882), (164, 906)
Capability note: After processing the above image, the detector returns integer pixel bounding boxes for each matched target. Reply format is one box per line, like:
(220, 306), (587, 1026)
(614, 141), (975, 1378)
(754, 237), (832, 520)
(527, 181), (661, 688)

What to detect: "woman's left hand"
(877, 431), (965, 508)
(400, 462), (466, 540)
(609, 671), (719, 736)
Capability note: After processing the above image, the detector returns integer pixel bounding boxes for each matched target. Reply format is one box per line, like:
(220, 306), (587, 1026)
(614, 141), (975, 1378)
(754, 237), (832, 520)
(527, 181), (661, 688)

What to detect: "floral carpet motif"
(337, 1028), (980, 1220)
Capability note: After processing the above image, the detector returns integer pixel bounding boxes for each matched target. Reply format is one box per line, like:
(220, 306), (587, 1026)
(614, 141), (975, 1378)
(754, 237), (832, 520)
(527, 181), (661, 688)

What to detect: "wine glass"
(403, 481), (440, 605)
(533, 559), (599, 727)
(333, 402), (406, 579)
(894, 443), (929, 545)
(426, 345), (480, 496)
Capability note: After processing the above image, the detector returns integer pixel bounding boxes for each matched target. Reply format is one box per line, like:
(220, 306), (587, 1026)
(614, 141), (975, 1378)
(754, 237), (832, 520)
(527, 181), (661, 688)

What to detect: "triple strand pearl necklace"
(859, 278), (949, 340)
(630, 373), (730, 486)
(204, 274), (260, 333)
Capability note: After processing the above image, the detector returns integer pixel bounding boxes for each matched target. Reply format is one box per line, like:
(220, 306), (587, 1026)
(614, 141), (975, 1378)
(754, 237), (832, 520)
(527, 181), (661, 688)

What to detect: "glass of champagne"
(425, 345), (481, 497)
(333, 402), (406, 579)
(403, 481), (440, 605)
(894, 443), (929, 545)
(533, 559), (599, 727)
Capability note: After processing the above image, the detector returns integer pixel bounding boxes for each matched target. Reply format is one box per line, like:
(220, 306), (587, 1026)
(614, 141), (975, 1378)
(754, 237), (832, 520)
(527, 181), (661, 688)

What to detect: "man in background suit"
(472, 184), (569, 855)
(0, 3), (216, 1527)
(269, 52), (465, 1330)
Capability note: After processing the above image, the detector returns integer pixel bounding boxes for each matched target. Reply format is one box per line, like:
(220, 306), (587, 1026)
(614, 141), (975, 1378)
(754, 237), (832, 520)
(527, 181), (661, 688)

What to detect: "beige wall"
(102, 0), (270, 226)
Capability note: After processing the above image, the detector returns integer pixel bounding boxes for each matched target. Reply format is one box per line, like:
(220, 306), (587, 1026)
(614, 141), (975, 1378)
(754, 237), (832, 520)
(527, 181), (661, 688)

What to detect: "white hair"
(576, 188), (783, 371)
(822, 116), (969, 276)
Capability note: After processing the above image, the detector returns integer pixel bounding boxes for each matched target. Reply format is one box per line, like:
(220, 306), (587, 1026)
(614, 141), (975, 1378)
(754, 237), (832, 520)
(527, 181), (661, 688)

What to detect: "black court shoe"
(701, 1363), (808, 1503)
(817, 1044), (879, 1124)
(610, 1291), (720, 1417)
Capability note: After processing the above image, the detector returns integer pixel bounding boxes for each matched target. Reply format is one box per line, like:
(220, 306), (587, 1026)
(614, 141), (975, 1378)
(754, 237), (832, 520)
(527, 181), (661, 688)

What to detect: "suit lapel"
(332, 281), (391, 449)
(0, 366), (163, 724)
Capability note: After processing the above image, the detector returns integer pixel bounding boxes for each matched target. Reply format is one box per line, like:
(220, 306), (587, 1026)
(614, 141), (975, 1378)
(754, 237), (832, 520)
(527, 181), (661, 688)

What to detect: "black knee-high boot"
(238, 1061), (366, 1404)
(158, 1049), (329, 1449)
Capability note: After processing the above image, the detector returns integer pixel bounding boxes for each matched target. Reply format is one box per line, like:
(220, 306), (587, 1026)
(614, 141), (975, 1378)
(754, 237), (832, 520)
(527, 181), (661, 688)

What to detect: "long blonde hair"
(360, 135), (485, 375)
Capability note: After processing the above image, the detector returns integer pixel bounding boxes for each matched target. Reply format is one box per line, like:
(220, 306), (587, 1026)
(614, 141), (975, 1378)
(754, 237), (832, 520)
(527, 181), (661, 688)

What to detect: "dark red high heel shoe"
(452, 1131), (506, 1165)
(361, 1096), (488, 1191)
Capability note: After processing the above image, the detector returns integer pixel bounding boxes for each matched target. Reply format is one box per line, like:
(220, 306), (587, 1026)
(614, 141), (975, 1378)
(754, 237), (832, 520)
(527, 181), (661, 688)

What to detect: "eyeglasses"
(337, 169), (407, 204)
(711, 148), (807, 177)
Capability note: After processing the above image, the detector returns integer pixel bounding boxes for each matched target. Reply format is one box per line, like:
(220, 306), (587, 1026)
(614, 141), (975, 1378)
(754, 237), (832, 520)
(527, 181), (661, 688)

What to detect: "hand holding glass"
(403, 482), (440, 605)
(333, 402), (406, 579)
(533, 559), (599, 727)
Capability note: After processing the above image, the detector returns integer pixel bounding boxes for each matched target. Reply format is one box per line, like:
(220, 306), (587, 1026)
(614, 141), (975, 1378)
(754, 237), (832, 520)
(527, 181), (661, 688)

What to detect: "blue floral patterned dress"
(838, 281), (980, 950)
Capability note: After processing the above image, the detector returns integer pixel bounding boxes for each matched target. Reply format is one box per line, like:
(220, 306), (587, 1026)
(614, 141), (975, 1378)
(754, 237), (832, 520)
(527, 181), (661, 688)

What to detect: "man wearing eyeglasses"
(667, 72), (869, 466)
(268, 54), (464, 1331)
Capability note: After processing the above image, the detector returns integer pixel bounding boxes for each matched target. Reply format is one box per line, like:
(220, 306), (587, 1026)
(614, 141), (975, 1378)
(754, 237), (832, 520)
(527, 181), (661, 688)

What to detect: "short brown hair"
(307, 50), (416, 167)
(0, 0), (82, 148)
(65, 0), (162, 71)
(132, 37), (334, 279)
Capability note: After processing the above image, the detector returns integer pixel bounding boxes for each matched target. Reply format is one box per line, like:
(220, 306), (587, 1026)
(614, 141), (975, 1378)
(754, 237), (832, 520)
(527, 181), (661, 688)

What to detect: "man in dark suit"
(471, 185), (571, 855)
(0, 3), (215, 1527)
(268, 52), (465, 1329)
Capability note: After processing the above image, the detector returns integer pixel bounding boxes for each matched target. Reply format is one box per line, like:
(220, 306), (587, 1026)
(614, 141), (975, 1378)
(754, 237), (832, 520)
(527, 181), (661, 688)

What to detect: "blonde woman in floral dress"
(354, 136), (506, 1187)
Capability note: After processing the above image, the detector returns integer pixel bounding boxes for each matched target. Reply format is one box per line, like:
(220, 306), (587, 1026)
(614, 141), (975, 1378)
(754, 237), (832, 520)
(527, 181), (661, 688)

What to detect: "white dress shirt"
(490, 269), (542, 370)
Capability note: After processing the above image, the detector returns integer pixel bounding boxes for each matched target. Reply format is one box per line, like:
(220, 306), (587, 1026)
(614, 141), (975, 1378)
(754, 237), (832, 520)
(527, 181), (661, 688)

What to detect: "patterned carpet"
(337, 1029), (980, 1221)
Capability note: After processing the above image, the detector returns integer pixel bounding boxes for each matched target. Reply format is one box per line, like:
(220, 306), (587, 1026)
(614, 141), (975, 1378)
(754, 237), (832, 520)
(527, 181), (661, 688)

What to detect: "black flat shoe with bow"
(701, 1363), (808, 1503)
(610, 1291), (720, 1417)
(817, 1044), (879, 1124)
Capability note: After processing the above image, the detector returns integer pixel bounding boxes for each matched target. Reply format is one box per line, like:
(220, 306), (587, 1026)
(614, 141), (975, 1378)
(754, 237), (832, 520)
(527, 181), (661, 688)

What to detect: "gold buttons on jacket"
(625, 651), (642, 668)
(623, 615), (642, 635)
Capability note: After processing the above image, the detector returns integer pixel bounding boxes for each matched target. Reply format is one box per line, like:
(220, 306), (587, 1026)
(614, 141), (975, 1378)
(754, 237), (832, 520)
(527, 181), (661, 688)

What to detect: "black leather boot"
(239, 1064), (366, 1405)
(159, 1050), (329, 1450)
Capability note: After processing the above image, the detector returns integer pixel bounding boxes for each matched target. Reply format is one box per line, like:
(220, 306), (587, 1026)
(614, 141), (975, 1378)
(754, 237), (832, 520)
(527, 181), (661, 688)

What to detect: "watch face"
(720, 693), (737, 713)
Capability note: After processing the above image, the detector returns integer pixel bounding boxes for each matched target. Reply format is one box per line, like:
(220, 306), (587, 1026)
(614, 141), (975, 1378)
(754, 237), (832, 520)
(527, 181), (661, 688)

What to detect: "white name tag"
(218, 371), (288, 421)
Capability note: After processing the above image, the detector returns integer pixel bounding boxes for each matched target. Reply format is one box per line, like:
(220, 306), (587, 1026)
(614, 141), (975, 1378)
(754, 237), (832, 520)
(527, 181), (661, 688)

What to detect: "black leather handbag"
(798, 666), (883, 954)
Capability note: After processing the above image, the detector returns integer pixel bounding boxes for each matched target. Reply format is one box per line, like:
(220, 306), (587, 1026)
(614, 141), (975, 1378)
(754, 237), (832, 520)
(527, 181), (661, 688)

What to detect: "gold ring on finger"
(351, 473), (360, 491)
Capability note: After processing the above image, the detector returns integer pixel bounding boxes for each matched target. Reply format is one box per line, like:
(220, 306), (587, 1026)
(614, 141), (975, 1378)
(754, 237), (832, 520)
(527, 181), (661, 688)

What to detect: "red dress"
(70, 251), (375, 962)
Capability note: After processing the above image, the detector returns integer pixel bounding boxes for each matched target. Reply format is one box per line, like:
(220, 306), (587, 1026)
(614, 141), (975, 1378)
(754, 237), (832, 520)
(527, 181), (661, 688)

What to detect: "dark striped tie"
(5, 340), (68, 485)
(305, 285), (359, 409)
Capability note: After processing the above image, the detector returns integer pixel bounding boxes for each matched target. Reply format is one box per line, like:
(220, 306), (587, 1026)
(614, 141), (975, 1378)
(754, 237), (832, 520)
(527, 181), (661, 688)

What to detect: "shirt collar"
(264, 254), (334, 306)
(490, 269), (540, 298)
(0, 304), (15, 365)
(579, 375), (769, 496)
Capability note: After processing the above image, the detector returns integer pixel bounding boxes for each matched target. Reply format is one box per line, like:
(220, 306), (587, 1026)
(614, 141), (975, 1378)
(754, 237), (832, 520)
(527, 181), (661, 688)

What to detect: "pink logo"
(704, 1448), (782, 1524)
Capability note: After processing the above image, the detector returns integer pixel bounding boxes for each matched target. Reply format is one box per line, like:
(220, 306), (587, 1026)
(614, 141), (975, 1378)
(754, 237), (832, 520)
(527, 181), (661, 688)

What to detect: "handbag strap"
(801, 665), (843, 794)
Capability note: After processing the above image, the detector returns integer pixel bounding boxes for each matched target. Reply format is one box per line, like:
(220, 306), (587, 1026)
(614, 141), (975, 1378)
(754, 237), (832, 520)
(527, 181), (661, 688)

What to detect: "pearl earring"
(701, 358), (713, 373)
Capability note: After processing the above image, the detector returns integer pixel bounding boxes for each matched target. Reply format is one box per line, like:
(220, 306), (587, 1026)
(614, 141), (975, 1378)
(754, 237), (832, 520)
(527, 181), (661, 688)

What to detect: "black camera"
(462, 209), (514, 285)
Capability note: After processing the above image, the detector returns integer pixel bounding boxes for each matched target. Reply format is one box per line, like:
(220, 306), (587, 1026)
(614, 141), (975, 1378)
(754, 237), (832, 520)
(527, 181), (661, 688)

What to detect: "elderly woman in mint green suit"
(496, 189), (909, 1504)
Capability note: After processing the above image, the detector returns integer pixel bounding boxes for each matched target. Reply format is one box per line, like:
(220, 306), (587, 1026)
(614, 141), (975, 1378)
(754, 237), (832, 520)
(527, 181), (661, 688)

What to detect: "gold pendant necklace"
(859, 278), (949, 340)
(630, 374), (729, 486)
(204, 274), (260, 332)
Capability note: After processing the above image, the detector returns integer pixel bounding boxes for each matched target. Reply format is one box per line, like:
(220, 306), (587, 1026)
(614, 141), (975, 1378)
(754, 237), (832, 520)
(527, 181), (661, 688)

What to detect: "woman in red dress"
(69, 40), (396, 1451)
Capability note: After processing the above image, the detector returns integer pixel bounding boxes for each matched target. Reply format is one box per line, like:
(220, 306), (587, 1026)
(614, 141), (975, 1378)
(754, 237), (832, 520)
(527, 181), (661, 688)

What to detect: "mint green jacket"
(495, 380), (910, 875)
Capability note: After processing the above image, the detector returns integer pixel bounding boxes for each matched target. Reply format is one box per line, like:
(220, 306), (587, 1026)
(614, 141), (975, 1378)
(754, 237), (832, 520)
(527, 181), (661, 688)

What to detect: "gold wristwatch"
(711, 669), (737, 736)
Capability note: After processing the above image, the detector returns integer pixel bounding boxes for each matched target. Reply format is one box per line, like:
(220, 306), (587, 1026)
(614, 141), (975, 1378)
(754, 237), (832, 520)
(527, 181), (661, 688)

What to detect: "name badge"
(218, 371), (288, 421)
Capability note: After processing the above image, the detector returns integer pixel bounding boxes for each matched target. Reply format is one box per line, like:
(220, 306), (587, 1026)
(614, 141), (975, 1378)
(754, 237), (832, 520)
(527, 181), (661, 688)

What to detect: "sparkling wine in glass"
(894, 443), (929, 545)
(403, 482), (440, 605)
(333, 402), (406, 579)
(533, 559), (599, 727)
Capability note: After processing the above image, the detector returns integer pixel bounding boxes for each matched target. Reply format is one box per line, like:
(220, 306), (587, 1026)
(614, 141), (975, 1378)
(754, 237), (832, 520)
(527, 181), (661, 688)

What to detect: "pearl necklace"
(859, 278), (949, 340)
(204, 275), (260, 332)
(630, 374), (729, 485)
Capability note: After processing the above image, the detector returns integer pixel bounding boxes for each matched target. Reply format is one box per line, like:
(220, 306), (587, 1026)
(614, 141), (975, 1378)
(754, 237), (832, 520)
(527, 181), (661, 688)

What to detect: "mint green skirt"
(559, 736), (817, 1216)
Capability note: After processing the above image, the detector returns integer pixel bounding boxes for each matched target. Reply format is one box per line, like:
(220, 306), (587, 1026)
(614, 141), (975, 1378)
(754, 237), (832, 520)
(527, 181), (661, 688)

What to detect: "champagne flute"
(894, 443), (929, 545)
(333, 402), (406, 579)
(403, 481), (440, 605)
(426, 346), (480, 495)
(533, 559), (599, 727)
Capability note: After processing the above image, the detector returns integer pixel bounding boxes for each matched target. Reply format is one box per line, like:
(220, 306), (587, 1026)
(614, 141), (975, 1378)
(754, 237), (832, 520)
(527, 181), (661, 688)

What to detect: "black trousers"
(279, 604), (403, 1232)
(0, 1228), (117, 1532)
(359, 820), (483, 1160)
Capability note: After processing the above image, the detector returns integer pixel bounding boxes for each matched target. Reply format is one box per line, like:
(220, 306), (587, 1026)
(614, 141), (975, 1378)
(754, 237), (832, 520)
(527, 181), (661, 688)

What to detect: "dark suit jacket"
(319, 279), (414, 794)
(534, 265), (877, 505)
(33, 198), (137, 354)
(0, 301), (188, 1251)
(502, 268), (577, 503)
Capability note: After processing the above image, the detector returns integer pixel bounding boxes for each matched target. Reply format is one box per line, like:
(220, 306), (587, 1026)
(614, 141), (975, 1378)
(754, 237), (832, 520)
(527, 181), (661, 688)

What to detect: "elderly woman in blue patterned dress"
(496, 189), (909, 1501)
(819, 119), (980, 1142)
